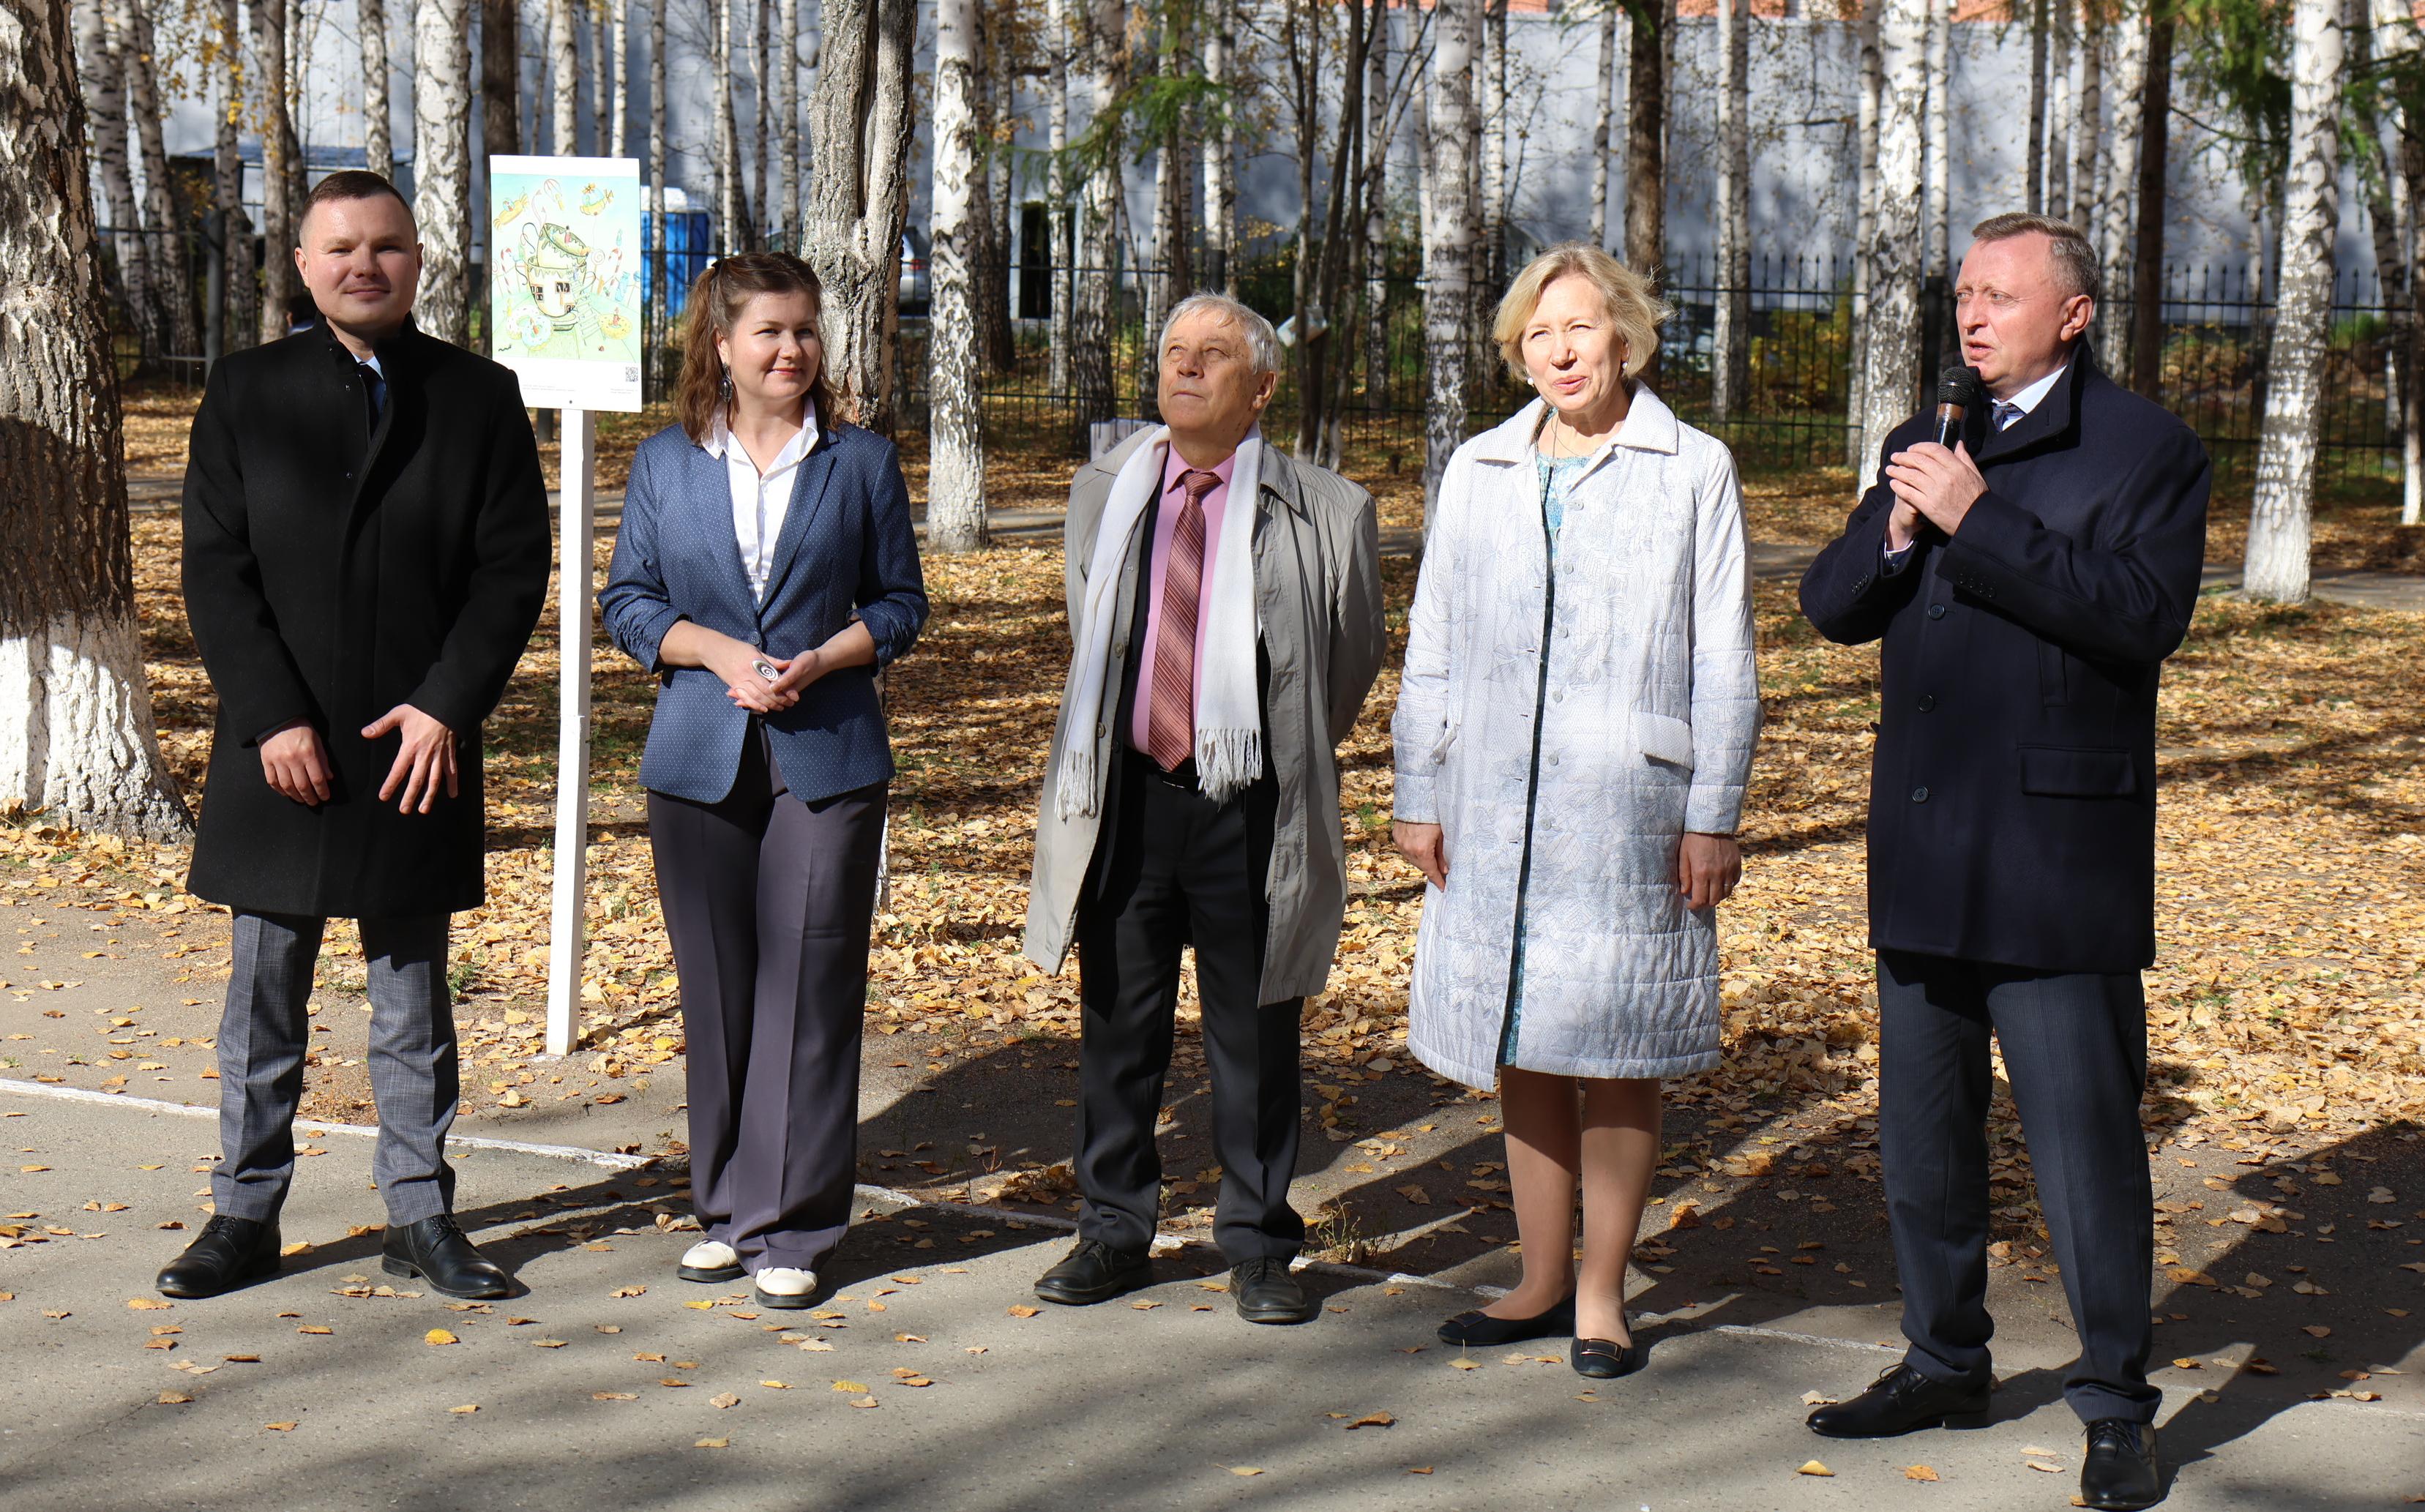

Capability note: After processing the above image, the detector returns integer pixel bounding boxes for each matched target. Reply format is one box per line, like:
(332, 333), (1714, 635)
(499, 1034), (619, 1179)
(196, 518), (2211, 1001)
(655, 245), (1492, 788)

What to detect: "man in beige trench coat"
(1023, 293), (1386, 1324)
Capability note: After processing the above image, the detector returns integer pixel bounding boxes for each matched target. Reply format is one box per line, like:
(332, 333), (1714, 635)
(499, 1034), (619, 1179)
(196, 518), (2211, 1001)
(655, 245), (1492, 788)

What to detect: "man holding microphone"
(1798, 214), (2210, 1512)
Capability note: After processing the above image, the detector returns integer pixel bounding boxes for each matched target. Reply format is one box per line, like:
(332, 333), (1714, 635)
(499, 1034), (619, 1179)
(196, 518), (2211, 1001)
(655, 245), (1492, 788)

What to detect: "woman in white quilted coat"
(1391, 244), (1760, 1379)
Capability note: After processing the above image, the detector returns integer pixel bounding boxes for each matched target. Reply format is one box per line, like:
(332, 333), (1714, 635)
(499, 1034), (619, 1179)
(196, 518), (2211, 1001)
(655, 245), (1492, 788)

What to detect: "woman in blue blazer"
(600, 252), (927, 1307)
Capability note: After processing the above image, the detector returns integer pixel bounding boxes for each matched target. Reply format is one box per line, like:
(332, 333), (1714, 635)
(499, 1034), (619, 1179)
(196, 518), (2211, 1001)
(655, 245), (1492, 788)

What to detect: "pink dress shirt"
(1128, 446), (1238, 755)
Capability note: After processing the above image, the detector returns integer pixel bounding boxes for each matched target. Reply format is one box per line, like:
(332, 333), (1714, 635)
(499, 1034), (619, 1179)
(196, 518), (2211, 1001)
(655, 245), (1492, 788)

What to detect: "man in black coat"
(1798, 214), (2209, 1512)
(159, 171), (551, 1301)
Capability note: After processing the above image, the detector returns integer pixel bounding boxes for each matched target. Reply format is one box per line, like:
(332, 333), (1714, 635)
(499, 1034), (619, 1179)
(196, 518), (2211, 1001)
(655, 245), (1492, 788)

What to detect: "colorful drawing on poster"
(487, 154), (643, 411)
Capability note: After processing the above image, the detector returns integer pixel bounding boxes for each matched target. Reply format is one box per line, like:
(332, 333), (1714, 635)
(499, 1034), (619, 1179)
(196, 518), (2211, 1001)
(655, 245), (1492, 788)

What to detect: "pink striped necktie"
(1146, 468), (1220, 772)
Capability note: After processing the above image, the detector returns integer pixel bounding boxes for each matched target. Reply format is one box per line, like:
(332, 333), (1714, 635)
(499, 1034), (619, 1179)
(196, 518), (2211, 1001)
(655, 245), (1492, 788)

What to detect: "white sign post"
(487, 154), (644, 1058)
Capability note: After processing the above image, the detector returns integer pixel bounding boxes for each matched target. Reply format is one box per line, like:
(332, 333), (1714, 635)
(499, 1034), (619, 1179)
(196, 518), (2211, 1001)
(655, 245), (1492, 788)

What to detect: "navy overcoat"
(1798, 346), (2211, 973)
(599, 417), (927, 804)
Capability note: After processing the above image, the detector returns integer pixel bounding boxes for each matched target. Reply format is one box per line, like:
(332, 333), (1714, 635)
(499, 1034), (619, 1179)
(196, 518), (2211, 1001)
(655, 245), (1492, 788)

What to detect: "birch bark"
(1590, 4), (1615, 250)
(1069, 0), (1126, 427)
(780, 0), (799, 232)
(929, 0), (987, 551)
(1711, 0), (1749, 423)
(2372, 0), (2425, 523)
(1857, 0), (1929, 495)
(1847, 7), (1880, 467)
(411, 0), (473, 343)
(357, 0), (391, 179)
(2095, 3), (2146, 378)
(550, 0), (579, 154)
(214, 0), (257, 356)
(1424, 0), (1478, 510)
(0, 0), (192, 839)
(1924, 0), (1950, 296)
(2245, 0), (2345, 605)
(126, 0), (198, 359)
(2069, 2), (2102, 233)
(81, 1), (151, 356)
(1047, 0), (1073, 390)
(2026, 0), (2048, 211)
(804, 0), (916, 433)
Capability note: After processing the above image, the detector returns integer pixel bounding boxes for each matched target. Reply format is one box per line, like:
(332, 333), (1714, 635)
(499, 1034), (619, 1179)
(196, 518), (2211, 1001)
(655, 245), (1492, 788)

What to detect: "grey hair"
(1970, 212), (2101, 304)
(1159, 292), (1283, 377)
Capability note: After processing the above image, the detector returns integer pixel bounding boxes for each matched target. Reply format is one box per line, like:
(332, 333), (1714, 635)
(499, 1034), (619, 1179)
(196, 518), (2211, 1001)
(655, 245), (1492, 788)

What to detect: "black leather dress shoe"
(1439, 1295), (1575, 1346)
(156, 1215), (282, 1298)
(1231, 1256), (1316, 1325)
(1572, 1336), (1647, 1379)
(1806, 1363), (1992, 1438)
(2080, 1419), (2163, 1510)
(381, 1214), (513, 1300)
(1034, 1238), (1152, 1305)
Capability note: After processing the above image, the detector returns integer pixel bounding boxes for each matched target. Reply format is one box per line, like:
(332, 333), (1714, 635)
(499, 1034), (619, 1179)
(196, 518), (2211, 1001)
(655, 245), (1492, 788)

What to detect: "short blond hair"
(1492, 243), (1672, 383)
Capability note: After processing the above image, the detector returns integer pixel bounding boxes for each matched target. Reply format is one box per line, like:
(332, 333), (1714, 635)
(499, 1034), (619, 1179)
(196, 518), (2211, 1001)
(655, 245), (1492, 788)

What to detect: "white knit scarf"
(1055, 427), (1263, 818)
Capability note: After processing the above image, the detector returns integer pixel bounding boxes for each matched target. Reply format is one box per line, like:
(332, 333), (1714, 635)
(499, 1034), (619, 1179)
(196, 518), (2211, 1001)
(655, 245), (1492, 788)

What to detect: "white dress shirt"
(1882, 360), (2070, 573)
(703, 405), (818, 602)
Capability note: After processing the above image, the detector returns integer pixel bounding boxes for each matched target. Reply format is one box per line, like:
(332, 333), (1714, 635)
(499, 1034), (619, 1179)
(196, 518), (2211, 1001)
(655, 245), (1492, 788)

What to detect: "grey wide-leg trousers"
(213, 910), (458, 1225)
(646, 731), (885, 1276)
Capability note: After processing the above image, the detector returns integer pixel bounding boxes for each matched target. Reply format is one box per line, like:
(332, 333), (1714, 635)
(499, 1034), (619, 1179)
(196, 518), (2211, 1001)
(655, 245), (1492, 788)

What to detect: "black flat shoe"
(381, 1213), (514, 1300)
(1572, 1336), (1646, 1379)
(2080, 1419), (2164, 1510)
(1438, 1295), (1576, 1346)
(1806, 1363), (1992, 1438)
(1231, 1256), (1316, 1325)
(156, 1215), (282, 1298)
(1034, 1238), (1153, 1306)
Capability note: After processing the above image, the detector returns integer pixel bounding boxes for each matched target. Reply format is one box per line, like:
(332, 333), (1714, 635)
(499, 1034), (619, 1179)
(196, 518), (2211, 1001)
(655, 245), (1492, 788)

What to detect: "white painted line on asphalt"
(0, 1078), (656, 1169)
(1709, 1322), (1901, 1356)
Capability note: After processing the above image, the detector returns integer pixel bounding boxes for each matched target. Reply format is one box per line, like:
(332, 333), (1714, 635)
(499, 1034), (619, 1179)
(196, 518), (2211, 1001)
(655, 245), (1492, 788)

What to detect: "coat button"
(1927, 603), (1947, 620)
(1916, 694), (1936, 712)
(1911, 786), (1930, 804)
(749, 632), (764, 647)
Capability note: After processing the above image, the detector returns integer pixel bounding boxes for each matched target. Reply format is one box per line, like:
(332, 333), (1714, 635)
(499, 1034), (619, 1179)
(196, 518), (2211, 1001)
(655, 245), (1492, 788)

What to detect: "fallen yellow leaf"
(1905, 1464), (1940, 1482)
(449, 1404), (479, 1415)
(424, 1328), (457, 1346)
(1796, 1461), (1834, 1477)
(695, 1437), (730, 1448)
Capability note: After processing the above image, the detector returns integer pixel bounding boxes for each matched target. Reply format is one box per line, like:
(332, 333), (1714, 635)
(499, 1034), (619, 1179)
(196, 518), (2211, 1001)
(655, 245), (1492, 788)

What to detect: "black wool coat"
(181, 319), (552, 918)
(1798, 347), (2211, 974)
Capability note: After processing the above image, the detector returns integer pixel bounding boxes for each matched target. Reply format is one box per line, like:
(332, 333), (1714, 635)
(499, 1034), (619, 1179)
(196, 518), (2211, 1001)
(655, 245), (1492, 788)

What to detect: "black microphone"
(1933, 364), (1984, 448)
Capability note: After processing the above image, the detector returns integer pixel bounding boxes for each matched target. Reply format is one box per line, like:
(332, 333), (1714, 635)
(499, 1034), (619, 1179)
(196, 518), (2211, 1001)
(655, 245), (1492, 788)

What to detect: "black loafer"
(381, 1213), (513, 1300)
(2080, 1419), (2163, 1510)
(1231, 1256), (1316, 1325)
(1440, 1295), (1575, 1346)
(1572, 1336), (1646, 1379)
(1806, 1363), (1992, 1438)
(156, 1215), (282, 1298)
(1034, 1238), (1153, 1306)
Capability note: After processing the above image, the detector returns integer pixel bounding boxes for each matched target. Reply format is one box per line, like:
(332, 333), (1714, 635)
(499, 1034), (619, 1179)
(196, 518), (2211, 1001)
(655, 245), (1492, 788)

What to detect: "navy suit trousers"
(1877, 948), (2159, 1426)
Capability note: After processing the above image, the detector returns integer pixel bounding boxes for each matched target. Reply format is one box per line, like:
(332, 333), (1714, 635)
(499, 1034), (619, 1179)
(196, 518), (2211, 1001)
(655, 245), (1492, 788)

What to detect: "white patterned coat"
(1392, 389), (1760, 1088)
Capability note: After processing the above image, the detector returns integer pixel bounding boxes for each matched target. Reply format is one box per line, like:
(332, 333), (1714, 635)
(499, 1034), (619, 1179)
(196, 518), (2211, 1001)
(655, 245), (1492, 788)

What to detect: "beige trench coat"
(1023, 430), (1387, 1005)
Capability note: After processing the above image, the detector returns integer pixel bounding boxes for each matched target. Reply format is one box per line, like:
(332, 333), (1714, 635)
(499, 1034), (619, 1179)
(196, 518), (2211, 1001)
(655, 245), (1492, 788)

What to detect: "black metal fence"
(107, 226), (2409, 487)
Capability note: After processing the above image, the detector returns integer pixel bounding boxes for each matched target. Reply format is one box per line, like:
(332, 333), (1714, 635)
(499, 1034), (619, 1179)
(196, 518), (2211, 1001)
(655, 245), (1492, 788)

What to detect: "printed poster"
(487, 154), (644, 411)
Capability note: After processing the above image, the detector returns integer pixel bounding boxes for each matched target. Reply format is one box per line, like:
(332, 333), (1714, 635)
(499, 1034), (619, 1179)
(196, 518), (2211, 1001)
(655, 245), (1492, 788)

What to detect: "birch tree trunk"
(550, 0), (579, 154)
(2026, 0), (2048, 211)
(985, 0), (1018, 370)
(1847, 7), (1880, 467)
(753, 0), (771, 240)
(779, 0), (799, 233)
(1480, 0), (1506, 290)
(1623, 0), (1662, 285)
(2095, 2), (2146, 378)
(1424, 0), (1479, 510)
(2069, 2), (2102, 233)
(2356, 10), (2407, 496)
(2374, 0), (2425, 524)
(81, 1), (152, 360)
(125, 0), (198, 361)
(929, 0), (987, 551)
(2245, 0), (2344, 605)
(0, 0), (191, 840)
(1203, 0), (1236, 296)
(1069, 0), (1126, 427)
(356, 0), (392, 178)
(1146, 10), (1192, 371)
(804, 0), (916, 434)
(2129, 9), (2171, 397)
(255, 0), (300, 340)
(1047, 0), (1073, 392)
(213, 0), (256, 357)
(596, 0), (614, 156)
(1924, 0), (1950, 296)
(1857, 0), (1929, 495)
(2045, 1), (2073, 220)
(1590, 4), (1615, 250)
(482, 0), (520, 156)
(1711, 0), (1749, 424)
(1364, 5), (1391, 416)
(611, 0), (629, 155)
(713, 0), (742, 251)
(412, 0), (473, 343)
(649, 0), (668, 383)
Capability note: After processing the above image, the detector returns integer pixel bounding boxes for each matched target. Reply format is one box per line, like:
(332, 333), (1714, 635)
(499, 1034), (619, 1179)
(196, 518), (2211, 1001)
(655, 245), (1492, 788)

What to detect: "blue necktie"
(1992, 400), (2022, 432)
(359, 363), (386, 427)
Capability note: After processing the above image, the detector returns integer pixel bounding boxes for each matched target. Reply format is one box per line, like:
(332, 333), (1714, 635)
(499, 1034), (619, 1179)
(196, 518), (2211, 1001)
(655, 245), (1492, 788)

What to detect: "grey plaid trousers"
(212, 911), (458, 1224)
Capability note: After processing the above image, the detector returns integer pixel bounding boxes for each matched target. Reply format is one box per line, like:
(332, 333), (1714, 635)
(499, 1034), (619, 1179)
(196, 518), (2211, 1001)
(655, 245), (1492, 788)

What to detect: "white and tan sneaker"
(753, 1266), (818, 1309)
(677, 1239), (744, 1283)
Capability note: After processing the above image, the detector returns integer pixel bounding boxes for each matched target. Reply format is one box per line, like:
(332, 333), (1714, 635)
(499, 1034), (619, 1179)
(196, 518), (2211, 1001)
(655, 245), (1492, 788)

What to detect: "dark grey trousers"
(647, 730), (885, 1276)
(1877, 948), (2159, 1426)
(214, 911), (457, 1225)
